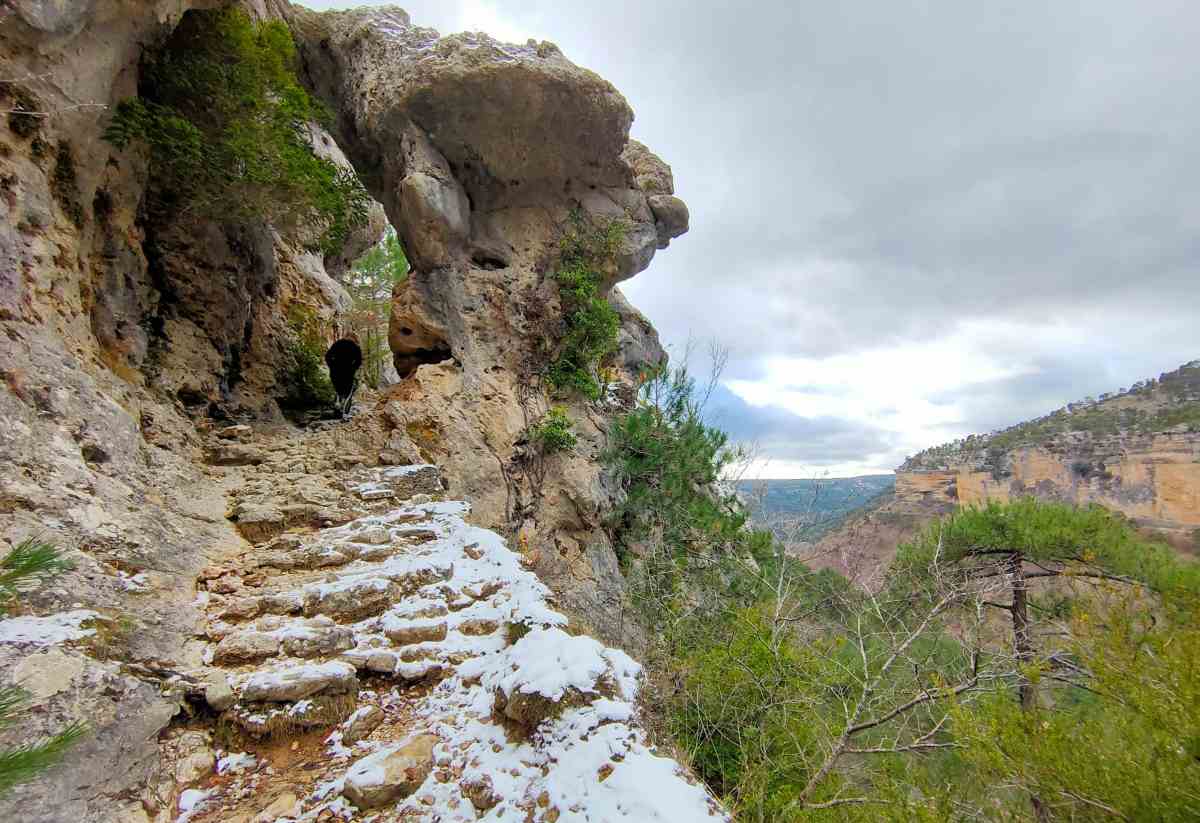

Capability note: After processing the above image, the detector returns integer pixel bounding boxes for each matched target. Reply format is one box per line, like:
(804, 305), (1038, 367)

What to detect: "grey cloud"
(705, 384), (894, 466)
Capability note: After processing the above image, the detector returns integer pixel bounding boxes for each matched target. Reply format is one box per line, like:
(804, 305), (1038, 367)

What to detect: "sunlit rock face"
(283, 4), (685, 638)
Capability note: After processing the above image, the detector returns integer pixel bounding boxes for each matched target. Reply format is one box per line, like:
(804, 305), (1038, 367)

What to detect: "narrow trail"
(167, 418), (724, 822)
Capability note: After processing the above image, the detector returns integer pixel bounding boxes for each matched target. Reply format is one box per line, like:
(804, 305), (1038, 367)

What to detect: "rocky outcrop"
(1, 1), (694, 818)
(281, 5), (685, 639)
(897, 432), (1200, 550)
(0, 2), (385, 820)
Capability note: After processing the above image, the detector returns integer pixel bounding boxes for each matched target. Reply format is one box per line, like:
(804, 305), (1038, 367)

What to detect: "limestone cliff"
(0, 1), (701, 820)
(282, 3), (688, 640)
(815, 361), (1200, 585)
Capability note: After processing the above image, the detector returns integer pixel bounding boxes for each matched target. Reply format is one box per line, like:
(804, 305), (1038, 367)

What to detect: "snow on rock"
(239, 661), (357, 702)
(0, 610), (99, 646)
(215, 751), (257, 775)
(193, 468), (725, 821)
(465, 627), (640, 703)
(342, 733), (438, 809)
(176, 788), (212, 822)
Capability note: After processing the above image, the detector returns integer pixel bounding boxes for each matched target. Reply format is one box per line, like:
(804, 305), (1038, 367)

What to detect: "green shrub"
(529, 406), (576, 454)
(0, 538), (86, 796)
(278, 306), (334, 411)
(103, 8), (369, 254)
(545, 211), (624, 399)
(606, 362), (749, 567)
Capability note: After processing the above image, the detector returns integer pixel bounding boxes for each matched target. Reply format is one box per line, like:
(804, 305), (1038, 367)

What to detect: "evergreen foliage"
(0, 539), (86, 797)
(949, 596), (1200, 820)
(546, 211), (624, 399)
(345, 227), (408, 388)
(895, 497), (1200, 597)
(658, 495), (1200, 820)
(607, 362), (750, 569)
(278, 306), (335, 411)
(0, 538), (73, 609)
(103, 8), (369, 253)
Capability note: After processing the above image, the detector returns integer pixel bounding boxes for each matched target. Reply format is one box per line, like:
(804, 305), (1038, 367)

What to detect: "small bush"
(545, 211), (624, 399)
(529, 406), (576, 454)
(278, 306), (334, 411)
(104, 8), (370, 254)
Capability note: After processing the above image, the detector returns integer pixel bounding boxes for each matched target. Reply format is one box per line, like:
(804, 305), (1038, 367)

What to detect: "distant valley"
(738, 474), (894, 543)
(807, 359), (1200, 585)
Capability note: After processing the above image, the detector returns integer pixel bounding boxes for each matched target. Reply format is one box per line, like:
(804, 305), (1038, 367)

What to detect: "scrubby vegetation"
(278, 305), (334, 412)
(546, 211), (624, 399)
(529, 406), (576, 454)
(103, 8), (369, 254)
(604, 357), (1200, 820)
(0, 539), (86, 796)
(344, 227), (409, 388)
(657, 494), (1200, 820)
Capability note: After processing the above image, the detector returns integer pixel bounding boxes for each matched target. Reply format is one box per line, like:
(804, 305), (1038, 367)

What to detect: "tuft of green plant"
(529, 406), (576, 454)
(103, 8), (369, 254)
(278, 305), (335, 411)
(0, 538), (86, 797)
(545, 211), (624, 399)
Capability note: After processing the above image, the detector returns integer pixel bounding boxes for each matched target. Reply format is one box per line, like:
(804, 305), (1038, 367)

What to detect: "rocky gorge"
(0, 1), (705, 820)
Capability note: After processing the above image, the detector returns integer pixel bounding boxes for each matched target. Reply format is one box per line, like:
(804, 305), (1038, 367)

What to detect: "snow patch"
(0, 610), (99, 646)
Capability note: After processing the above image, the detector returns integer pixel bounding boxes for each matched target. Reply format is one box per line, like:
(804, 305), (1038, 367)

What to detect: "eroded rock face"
(0, 3), (382, 820)
(283, 6), (684, 639)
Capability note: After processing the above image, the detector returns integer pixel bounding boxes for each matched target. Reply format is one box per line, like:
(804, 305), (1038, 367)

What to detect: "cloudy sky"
(310, 1), (1200, 477)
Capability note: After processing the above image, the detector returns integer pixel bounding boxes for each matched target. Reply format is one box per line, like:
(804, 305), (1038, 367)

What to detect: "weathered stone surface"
(340, 704), (384, 745)
(302, 578), (395, 621)
(240, 661), (357, 703)
(203, 675), (236, 712)
(277, 622), (355, 658)
(213, 631), (280, 665)
(342, 733), (438, 809)
(383, 619), (448, 646)
(277, 5), (686, 644)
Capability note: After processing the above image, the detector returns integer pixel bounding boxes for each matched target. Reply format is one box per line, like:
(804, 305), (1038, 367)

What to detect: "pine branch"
(0, 722), (86, 796)
(0, 538), (72, 613)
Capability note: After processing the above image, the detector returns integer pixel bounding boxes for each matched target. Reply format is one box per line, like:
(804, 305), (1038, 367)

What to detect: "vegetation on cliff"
(546, 211), (625, 399)
(662, 495), (1200, 820)
(103, 8), (370, 254)
(0, 539), (85, 796)
(277, 306), (335, 412)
